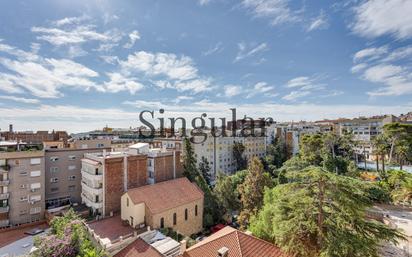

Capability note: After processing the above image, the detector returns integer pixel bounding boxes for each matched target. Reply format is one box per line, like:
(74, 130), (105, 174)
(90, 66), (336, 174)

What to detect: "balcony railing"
(81, 170), (103, 182)
(0, 180), (10, 186)
(0, 219), (9, 228)
(81, 193), (103, 210)
(0, 193), (9, 200)
(0, 206), (9, 213)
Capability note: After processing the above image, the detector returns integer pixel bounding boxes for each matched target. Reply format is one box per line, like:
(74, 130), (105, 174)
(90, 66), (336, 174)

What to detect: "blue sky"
(0, 0), (411, 132)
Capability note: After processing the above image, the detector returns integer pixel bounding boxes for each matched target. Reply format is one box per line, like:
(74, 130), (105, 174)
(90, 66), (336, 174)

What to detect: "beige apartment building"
(44, 147), (110, 209)
(121, 177), (204, 236)
(68, 138), (111, 149)
(0, 151), (45, 228)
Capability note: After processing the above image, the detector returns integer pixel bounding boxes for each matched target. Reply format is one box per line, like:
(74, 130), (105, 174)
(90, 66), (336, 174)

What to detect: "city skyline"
(1, 0), (412, 132)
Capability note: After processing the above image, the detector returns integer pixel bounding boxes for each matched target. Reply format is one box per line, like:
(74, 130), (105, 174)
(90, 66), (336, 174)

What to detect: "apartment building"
(121, 177), (203, 236)
(81, 143), (182, 217)
(44, 147), (111, 209)
(0, 151), (45, 228)
(192, 130), (266, 181)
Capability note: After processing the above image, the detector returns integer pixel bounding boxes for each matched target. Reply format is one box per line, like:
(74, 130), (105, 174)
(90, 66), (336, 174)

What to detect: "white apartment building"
(192, 130), (266, 182)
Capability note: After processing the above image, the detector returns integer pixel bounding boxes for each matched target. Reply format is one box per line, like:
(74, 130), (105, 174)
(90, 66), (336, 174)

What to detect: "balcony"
(0, 193), (9, 200)
(0, 164), (10, 173)
(0, 206), (9, 213)
(81, 170), (103, 183)
(81, 181), (103, 196)
(0, 180), (9, 186)
(0, 219), (9, 228)
(81, 193), (103, 210)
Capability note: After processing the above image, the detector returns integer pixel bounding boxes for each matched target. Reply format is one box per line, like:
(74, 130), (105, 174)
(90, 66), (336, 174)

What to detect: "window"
(127, 198), (129, 207)
(160, 217), (164, 228)
(20, 209), (28, 215)
(50, 178), (58, 183)
(68, 155), (76, 160)
(20, 184), (27, 189)
(68, 175), (76, 181)
(30, 158), (41, 165)
(97, 143), (105, 148)
(68, 165), (76, 170)
(30, 195), (41, 202)
(30, 170), (41, 177)
(50, 167), (59, 173)
(50, 157), (59, 162)
(195, 205), (198, 216)
(130, 216), (134, 227)
(19, 171), (28, 176)
(185, 209), (188, 221)
(173, 213), (177, 225)
(51, 187), (59, 192)
(20, 196), (28, 202)
(68, 185), (75, 192)
(30, 207), (41, 214)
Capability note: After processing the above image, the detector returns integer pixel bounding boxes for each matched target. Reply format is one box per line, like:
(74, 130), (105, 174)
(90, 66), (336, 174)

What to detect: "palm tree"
(392, 179), (412, 204)
(372, 134), (389, 178)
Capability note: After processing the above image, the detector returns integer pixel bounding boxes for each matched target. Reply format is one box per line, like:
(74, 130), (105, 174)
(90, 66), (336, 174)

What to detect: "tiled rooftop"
(114, 238), (163, 257)
(87, 215), (137, 242)
(182, 226), (290, 257)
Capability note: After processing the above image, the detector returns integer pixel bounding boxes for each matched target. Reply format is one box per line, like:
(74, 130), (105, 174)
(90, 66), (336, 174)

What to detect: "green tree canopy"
(249, 167), (404, 257)
(233, 141), (247, 171)
(238, 157), (273, 228)
(198, 156), (212, 186)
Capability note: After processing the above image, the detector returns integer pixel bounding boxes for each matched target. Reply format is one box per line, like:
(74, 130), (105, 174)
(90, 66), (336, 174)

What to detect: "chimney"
(217, 247), (229, 257)
(9, 124), (13, 133)
(180, 240), (187, 255)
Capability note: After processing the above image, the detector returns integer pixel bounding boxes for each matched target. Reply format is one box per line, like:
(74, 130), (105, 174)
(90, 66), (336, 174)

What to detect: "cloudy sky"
(0, 0), (412, 132)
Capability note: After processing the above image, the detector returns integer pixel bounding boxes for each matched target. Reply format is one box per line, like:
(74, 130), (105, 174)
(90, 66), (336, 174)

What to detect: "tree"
(372, 134), (390, 177)
(299, 134), (324, 166)
(383, 122), (412, 163)
(238, 157), (273, 228)
(264, 136), (289, 173)
(198, 156), (212, 186)
(233, 142), (247, 171)
(249, 167), (404, 257)
(33, 209), (103, 257)
(392, 178), (412, 204)
(182, 137), (198, 181)
(194, 173), (222, 227)
(214, 174), (241, 214)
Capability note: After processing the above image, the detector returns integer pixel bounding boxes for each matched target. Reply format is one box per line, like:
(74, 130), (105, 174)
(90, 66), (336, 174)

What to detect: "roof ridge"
(237, 230), (285, 252)
(186, 227), (237, 251)
(235, 230), (243, 256)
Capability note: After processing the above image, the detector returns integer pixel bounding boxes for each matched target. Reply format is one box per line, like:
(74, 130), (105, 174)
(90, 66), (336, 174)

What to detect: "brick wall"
(127, 155), (147, 189)
(104, 157), (124, 215)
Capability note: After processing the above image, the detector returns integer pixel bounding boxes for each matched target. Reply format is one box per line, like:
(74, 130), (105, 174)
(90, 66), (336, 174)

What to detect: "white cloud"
(224, 85), (242, 97)
(100, 55), (119, 65)
(282, 90), (310, 101)
(352, 0), (412, 39)
(120, 51), (198, 80)
(247, 81), (277, 98)
(285, 76), (313, 88)
(241, 0), (301, 26)
(198, 0), (212, 5)
(104, 72), (144, 94)
(351, 63), (368, 73)
(307, 11), (329, 32)
(234, 42), (268, 62)
(202, 42), (223, 56)
(52, 15), (90, 27)
(0, 42), (103, 98)
(123, 30), (140, 49)
(353, 46), (388, 62)
(0, 95), (40, 104)
(351, 44), (412, 96)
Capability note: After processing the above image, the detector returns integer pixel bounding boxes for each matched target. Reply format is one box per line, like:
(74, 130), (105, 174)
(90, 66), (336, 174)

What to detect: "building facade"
(44, 147), (110, 209)
(121, 178), (203, 236)
(0, 151), (45, 228)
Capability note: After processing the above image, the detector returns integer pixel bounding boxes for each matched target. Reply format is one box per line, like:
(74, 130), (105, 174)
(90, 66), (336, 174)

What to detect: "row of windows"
(49, 155), (76, 162)
(159, 205), (198, 228)
(50, 176), (76, 183)
(50, 185), (76, 193)
(50, 165), (76, 173)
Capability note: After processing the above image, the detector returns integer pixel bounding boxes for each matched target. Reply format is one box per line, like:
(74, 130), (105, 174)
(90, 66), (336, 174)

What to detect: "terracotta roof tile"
(114, 238), (163, 257)
(182, 226), (290, 257)
(126, 178), (204, 214)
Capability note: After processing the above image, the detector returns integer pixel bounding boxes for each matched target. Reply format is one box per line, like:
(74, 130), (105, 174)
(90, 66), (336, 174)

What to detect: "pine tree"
(238, 157), (273, 228)
(182, 137), (198, 182)
(198, 156), (212, 186)
(250, 167), (405, 257)
(233, 142), (247, 171)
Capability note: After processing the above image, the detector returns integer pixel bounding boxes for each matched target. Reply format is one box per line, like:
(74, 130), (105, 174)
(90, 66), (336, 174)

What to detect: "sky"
(0, 0), (412, 133)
